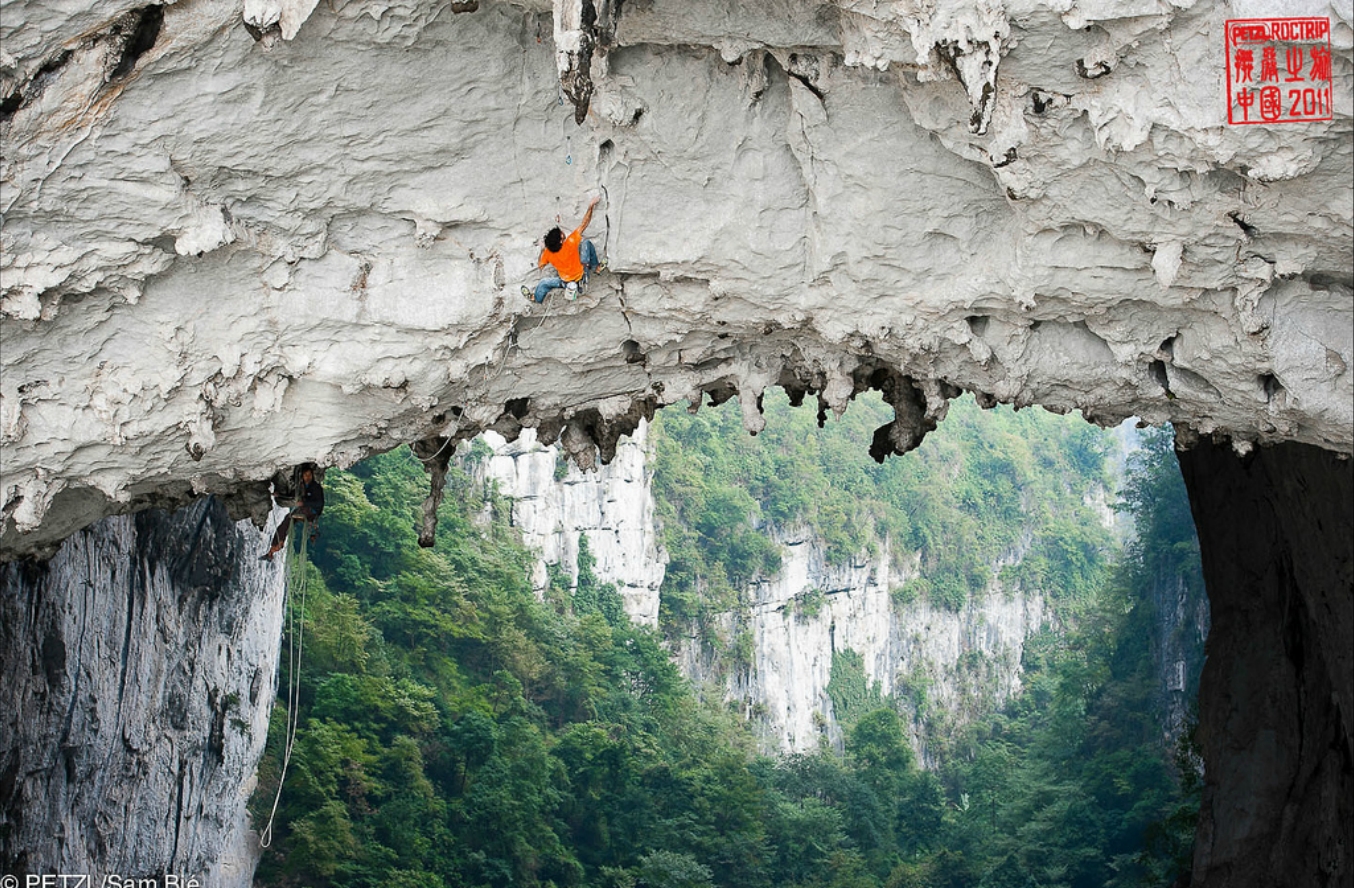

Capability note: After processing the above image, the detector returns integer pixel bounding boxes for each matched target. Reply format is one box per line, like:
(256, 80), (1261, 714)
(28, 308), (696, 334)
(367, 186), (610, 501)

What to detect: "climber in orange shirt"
(523, 196), (606, 303)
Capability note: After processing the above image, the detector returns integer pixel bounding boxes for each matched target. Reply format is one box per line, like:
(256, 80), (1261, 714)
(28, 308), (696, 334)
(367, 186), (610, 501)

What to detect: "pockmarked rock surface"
(2, 0), (1352, 560)
(0, 498), (287, 880)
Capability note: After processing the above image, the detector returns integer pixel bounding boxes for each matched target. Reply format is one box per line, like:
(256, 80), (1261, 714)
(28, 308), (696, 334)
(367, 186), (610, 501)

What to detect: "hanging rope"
(259, 522), (310, 849)
(412, 435), (458, 466)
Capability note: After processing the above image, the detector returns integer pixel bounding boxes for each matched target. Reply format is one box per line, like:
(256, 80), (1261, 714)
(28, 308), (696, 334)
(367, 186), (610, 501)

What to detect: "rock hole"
(0, 91), (21, 119)
(1260, 373), (1284, 402)
(38, 50), (75, 79)
(0, 50), (73, 123)
(109, 6), (165, 81)
(787, 69), (825, 101)
(41, 632), (66, 688)
(1159, 335), (1178, 359)
(1150, 360), (1175, 399)
(705, 384), (736, 408)
(966, 315), (990, 337)
(1031, 91), (1050, 114)
(504, 397), (530, 419)
(1075, 58), (1112, 79)
(622, 339), (645, 365)
(1228, 211), (1259, 238)
(243, 20), (280, 42)
(992, 147), (1017, 168)
(449, 0), (479, 11)
(970, 81), (994, 133)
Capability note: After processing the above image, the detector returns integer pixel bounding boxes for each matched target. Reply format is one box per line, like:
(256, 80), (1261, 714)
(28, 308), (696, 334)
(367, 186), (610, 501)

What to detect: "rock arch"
(1, 0), (1350, 883)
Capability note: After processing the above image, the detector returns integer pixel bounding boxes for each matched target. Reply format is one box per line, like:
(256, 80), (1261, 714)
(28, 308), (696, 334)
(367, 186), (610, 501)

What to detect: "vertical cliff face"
(677, 528), (1051, 760)
(1176, 439), (1353, 888)
(1149, 571), (1210, 744)
(474, 424), (666, 625)
(481, 425), (1056, 758)
(0, 497), (286, 884)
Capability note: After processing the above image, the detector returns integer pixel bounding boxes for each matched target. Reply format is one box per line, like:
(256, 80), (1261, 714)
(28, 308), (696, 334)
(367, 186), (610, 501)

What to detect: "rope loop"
(259, 522), (309, 849)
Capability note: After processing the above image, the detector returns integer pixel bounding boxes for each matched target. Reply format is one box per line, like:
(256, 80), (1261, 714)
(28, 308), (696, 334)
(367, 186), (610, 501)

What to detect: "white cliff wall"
(679, 528), (1050, 759)
(0, 497), (286, 885)
(484, 429), (1053, 758)
(475, 423), (665, 626)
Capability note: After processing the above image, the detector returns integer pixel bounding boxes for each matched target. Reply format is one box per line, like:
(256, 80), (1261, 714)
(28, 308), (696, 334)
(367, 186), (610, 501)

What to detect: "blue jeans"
(534, 239), (599, 302)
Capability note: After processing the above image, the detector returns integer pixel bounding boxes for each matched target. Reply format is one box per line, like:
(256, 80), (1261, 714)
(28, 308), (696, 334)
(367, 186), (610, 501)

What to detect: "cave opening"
(4, 376), (1348, 886)
(245, 387), (1212, 887)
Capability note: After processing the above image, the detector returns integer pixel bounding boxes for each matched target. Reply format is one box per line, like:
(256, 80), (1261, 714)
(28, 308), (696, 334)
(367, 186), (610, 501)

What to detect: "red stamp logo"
(1226, 17), (1332, 124)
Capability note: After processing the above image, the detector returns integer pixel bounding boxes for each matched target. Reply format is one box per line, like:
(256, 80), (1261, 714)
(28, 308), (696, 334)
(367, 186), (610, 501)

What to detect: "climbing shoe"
(521, 285), (532, 301)
(595, 259), (607, 274)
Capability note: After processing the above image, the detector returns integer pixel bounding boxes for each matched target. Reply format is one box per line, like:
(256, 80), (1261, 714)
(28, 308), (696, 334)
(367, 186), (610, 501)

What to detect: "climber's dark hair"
(543, 227), (564, 252)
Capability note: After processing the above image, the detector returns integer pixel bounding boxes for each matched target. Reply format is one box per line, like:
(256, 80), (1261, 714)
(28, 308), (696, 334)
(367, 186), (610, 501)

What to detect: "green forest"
(650, 392), (1115, 629)
(251, 392), (1204, 888)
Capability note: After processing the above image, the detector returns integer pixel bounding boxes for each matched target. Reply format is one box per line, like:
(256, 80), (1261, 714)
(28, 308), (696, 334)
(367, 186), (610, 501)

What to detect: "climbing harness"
(259, 520), (310, 849)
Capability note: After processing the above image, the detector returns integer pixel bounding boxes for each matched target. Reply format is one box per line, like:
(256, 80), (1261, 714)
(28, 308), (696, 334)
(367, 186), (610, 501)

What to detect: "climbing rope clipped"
(259, 523), (309, 849)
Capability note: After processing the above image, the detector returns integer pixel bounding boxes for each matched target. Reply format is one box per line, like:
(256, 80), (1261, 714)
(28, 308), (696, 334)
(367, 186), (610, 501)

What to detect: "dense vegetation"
(650, 392), (1115, 628)
(927, 429), (1204, 887)
(251, 400), (1202, 888)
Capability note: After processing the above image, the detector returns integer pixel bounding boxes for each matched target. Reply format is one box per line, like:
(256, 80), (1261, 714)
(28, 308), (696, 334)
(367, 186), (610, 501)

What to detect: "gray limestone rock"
(0, 498), (286, 884)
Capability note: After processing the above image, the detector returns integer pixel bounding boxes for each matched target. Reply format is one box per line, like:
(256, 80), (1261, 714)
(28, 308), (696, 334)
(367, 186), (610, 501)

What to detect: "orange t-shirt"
(539, 228), (585, 282)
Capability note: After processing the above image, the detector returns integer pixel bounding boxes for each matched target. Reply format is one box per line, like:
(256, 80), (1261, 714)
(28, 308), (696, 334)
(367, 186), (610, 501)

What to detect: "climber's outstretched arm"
(577, 195), (601, 234)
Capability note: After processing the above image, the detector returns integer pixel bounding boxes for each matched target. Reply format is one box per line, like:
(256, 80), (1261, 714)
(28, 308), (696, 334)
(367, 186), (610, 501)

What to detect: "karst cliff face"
(475, 424), (666, 624)
(478, 423), (1057, 761)
(2, 0), (1351, 884)
(674, 527), (1054, 762)
(0, 499), (286, 880)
